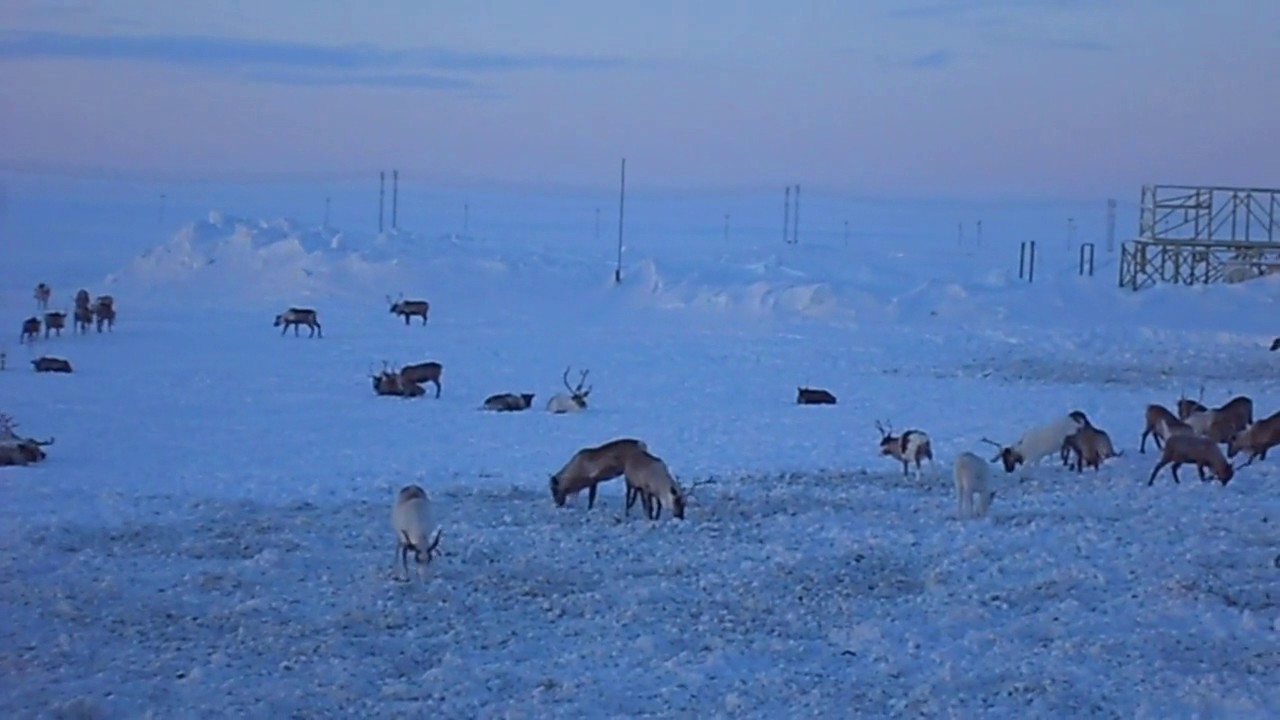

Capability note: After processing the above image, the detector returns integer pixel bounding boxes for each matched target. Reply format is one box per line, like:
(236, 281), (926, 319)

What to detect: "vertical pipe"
(783, 186), (791, 244)
(391, 170), (399, 230)
(615, 158), (625, 284)
(792, 184), (800, 245)
(378, 171), (385, 233)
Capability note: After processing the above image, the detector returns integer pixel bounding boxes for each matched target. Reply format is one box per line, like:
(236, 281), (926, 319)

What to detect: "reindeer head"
(981, 437), (1023, 473)
(549, 474), (568, 506)
(875, 420), (900, 456)
(386, 292), (403, 313)
(520, 393), (536, 408)
(1068, 410), (1091, 428)
(561, 366), (592, 408)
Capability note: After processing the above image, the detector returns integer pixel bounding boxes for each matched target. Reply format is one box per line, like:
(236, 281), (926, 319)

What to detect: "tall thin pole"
(976, 219), (983, 247)
(391, 170), (399, 230)
(783, 186), (791, 244)
(615, 158), (626, 284)
(792, 184), (800, 245)
(378, 171), (385, 233)
(324, 196), (331, 230)
(843, 219), (849, 247)
(1106, 199), (1116, 253)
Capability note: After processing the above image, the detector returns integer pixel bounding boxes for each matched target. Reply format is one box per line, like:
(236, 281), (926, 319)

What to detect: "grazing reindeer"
(399, 361), (443, 398)
(953, 451), (995, 519)
(875, 420), (933, 478)
(34, 283), (51, 310)
(43, 311), (67, 338)
(549, 437), (648, 509)
(1226, 410), (1280, 466)
(20, 317), (40, 344)
(387, 294), (430, 326)
(797, 386), (837, 405)
(273, 307), (322, 337)
(31, 356), (73, 373)
(547, 366), (591, 413)
(1062, 424), (1120, 473)
(1140, 404), (1192, 453)
(1147, 433), (1236, 486)
(983, 413), (1087, 474)
(482, 392), (536, 412)
(391, 485), (442, 581)
(93, 296), (115, 333)
(623, 450), (686, 520)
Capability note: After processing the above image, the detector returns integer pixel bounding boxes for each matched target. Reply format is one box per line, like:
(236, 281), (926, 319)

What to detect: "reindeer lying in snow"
(273, 307), (322, 337)
(875, 420), (932, 478)
(549, 437), (648, 509)
(0, 413), (54, 467)
(391, 485), (442, 581)
(796, 386), (836, 405)
(482, 392), (535, 412)
(547, 366), (591, 413)
(31, 356), (72, 373)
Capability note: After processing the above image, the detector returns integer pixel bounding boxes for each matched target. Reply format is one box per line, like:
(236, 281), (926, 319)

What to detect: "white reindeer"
(391, 485), (442, 581)
(547, 366), (592, 414)
(954, 451), (995, 519)
(983, 412), (1087, 475)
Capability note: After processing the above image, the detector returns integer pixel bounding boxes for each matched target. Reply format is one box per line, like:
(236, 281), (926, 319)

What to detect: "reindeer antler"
(682, 477), (716, 502)
(576, 368), (591, 395)
(979, 437), (1004, 448)
(875, 419), (893, 438)
(0, 413), (17, 439)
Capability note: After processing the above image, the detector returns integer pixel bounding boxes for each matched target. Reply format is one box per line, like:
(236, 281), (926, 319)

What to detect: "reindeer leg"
(625, 485), (636, 515)
(1196, 463), (1208, 482)
(1147, 460), (1170, 486)
(587, 482), (598, 510)
(1170, 463), (1183, 484)
(433, 379), (441, 399)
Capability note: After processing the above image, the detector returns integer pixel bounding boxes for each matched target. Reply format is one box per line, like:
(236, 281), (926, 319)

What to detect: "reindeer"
(547, 366), (591, 413)
(20, 317), (40, 344)
(482, 392), (536, 412)
(1062, 424), (1120, 473)
(0, 350), (6, 370)
(369, 363), (426, 398)
(1140, 403), (1191, 453)
(622, 450), (688, 520)
(1192, 395), (1254, 444)
(1147, 433), (1237, 486)
(982, 413), (1087, 474)
(72, 305), (93, 334)
(1271, 337), (1279, 351)
(73, 288), (90, 310)
(391, 485), (442, 581)
(796, 386), (837, 405)
(953, 451), (995, 519)
(34, 283), (51, 310)
(0, 413), (55, 466)
(387, 294), (430, 326)
(1226, 410), (1280, 466)
(43, 311), (67, 338)
(273, 307), (322, 337)
(549, 437), (648, 509)
(93, 296), (115, 333)
(31, 356), (73, 373)
(875, 420), (933, 478)
(399, 361), (443, 398)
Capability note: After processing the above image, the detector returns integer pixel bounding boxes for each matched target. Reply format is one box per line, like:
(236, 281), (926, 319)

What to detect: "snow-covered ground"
(2, 202), (1278, 718)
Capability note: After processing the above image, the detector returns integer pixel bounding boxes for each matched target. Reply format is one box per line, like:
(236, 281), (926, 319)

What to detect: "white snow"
(2, 204), (1278, 718)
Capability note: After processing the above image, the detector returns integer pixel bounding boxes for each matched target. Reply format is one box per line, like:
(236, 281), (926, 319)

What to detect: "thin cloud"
(908, 49), (958, 70)
(0, 30), (632, 90)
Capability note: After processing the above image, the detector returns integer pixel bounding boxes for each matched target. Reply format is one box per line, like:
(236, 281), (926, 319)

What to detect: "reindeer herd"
(8, 283), (117, 376)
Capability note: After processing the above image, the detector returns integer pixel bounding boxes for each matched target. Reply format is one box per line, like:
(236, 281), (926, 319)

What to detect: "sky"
(0, 0), (1277, 201)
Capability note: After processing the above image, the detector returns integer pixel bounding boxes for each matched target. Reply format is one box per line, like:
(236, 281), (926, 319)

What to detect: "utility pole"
(615, 158), (626, 284)
(391, 170), (399, 230)
(843, 219), (849, 247)
(324, 196), (331, 230)
(378, 171), (385, 233)
(783, 186), (791, 244)
(792, 184), (800, 245)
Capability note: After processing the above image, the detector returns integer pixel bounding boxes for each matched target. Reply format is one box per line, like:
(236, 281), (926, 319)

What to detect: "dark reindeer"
(44, 311), (67, 338)
(93, 296), (115, 333)
(483, 392), (536, 412)
(796, 386), (837, 405)
(273, 307), (322, 337)
(387, 294), (430, 326)
(34, 283), (51, 310)
(20, 317), (40, 344)
(875, 419), (933, 477)
(399, 361), (443, 398)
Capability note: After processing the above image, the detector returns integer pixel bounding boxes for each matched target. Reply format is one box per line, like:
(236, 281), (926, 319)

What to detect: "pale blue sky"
(1, 0), (1276, 199)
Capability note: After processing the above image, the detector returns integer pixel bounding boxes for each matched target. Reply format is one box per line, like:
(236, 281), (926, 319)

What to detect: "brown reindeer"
(369, 363), (426, 398)
(1147, 433), (1236, 486)
(797, 386), (836, 405)
(399, 361), (443, 398)
(1062, 424), (1120, 472)
(875, 420), (933, 477)
(74, 288), (91, 310)
(73, 305), (93, 334)
(1140, 404), (1191, 453)
(482, 392), (536, 411)
(387, 294), (430, 326)
(549, 437), (649, 509)
(273, 307), (322, 337)
(34, 283), (51, 310)
(43, 311), (67, 338)
(623, 450), (687, 520)
(31, 356), (73, 373)
(1226, 410), (1280, 466)
(93, 296), (116, 333)
(20, 317), (40, 344)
